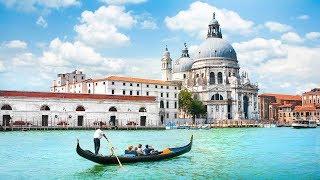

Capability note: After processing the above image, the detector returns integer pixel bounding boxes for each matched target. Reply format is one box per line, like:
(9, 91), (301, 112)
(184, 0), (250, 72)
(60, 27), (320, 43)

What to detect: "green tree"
(189, 99), (206, 124)
(178, 89), (193, 118)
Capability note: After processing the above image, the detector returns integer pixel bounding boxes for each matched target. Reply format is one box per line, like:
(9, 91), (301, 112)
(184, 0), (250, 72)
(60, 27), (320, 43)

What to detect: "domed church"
(161, 13), (259, 122)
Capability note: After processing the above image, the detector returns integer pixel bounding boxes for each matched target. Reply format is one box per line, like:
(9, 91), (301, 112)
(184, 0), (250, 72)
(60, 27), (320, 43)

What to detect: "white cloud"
(4, 40), (27, 49)
(141, 20), (158, 30)
(0, 60), (5, 73)
(233, 38), (287, 66)
(297, 14), (309, 20)
(0, 0), (80, 11)
(164, 1), (254, 38)
(264, 21), (292, 33)
(101, 0), (147, 5)
(75, 5), (136, 48)
(234, 37), (320, 93)
(305, 32), (320, 40)
(36, 16), (48, 28)
(281, 32), (304, 44)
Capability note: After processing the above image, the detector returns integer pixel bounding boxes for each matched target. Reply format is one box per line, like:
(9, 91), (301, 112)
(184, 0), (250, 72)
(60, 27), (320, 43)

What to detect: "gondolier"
(93, 125), (108, 155)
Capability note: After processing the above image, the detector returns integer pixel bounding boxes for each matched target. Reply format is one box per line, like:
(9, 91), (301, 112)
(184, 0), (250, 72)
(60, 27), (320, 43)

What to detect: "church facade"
(161, 13), (259, 121)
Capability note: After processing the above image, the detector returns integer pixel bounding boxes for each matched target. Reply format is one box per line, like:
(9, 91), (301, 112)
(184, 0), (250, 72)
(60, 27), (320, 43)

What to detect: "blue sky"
(0, 0), (320, 94)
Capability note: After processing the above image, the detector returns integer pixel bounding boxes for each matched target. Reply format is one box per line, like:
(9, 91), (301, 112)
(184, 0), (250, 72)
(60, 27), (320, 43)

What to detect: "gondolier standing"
(93, 124), (108, 155)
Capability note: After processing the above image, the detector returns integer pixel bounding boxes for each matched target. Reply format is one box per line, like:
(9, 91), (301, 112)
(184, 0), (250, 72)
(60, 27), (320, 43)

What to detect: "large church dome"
(196, 38), (237, 60)
(194, 12), (237, 61)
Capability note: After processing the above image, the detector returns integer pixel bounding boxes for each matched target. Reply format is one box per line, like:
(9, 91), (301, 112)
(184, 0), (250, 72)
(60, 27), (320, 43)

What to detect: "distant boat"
(165, 122), (177, 130)
(292, 120), (317, 129)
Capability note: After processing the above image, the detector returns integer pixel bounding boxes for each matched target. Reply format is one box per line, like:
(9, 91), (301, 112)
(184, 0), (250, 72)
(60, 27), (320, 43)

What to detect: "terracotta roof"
(303, 88), (320, 95)
(294, 104), (316, 112)
(0, 90), (156, 102)
(93, 76), (172, 85)
(259, 93), (301, 101)
(278, 104), (293, 108)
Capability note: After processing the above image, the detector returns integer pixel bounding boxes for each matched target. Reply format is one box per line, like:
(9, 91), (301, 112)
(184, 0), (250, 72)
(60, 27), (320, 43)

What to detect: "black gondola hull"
(76, 135), (193, 165)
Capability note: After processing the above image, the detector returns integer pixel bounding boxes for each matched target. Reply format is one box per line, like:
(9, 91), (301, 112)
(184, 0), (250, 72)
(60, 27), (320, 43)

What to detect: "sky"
(0, 0), (320, 94)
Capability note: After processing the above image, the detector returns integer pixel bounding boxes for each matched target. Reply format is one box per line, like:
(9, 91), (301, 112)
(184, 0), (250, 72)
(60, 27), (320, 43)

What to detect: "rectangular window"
(161, 93), (163, 97)
(89, 84), (91, 87)
(123, 82), (126, 86)
(146, 84), (149, 88)
(130, 83), (133, 86)
(137, 91), (140, 95)
(112, 81), (115, 85)
(137, 84), (140, 87)
(166, 113), (169, 118)
(95, 83), (98, 85)
(166, 86), (169, 89)
(112, 90), (115, 94)
(155, 85), (158, 88)
(174, 93), (177, 98)
(175, 86), (177, 90)
(174, 102), (177, 109)
(123, 90), (125, 95)
(167, 93), (169, 98)
(103, 82), (106, 85)
(166, 101), (169, 108)
(161, 86), (163, 89)
(130, 91), (133, 95)
(146, 91), (149, 96)
(174, 113), (177, 119)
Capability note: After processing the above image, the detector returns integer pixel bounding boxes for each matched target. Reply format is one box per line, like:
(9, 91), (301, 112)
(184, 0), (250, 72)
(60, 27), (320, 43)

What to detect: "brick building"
(258, 93), (301, 122)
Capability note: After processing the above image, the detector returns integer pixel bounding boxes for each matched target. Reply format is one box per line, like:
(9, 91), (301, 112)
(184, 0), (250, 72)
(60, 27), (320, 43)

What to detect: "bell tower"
(161, 45), (172, 81)
(207, 12), (222, 38)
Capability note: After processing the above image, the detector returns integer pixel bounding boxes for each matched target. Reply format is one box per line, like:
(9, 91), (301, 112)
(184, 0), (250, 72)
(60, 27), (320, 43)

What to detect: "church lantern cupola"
(181, 43), (190, 58)
(207, 12), (222, 38)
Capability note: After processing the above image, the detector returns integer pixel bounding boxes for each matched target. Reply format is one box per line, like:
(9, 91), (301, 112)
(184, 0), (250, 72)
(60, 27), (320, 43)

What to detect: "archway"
(1, 104), (12, 126)
(109, 106), (117, 126)
(76, 105), (85, 126)
(243, 95), (249, 119)
(40, 105), (50, 126)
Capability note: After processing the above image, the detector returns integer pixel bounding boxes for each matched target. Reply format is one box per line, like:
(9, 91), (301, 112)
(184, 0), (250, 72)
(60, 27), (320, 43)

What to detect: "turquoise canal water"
(0, 128), (319, 179)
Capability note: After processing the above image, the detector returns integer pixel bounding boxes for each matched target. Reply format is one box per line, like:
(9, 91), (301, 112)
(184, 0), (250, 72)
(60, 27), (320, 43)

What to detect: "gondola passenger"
(124, 146), (137, 157)
(144, 145), (154, 155)
(136, 144), (144, 156)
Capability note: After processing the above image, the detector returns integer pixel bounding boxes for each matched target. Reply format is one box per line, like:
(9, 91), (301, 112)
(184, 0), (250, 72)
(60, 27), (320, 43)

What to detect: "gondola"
(76, 135), (193, 165)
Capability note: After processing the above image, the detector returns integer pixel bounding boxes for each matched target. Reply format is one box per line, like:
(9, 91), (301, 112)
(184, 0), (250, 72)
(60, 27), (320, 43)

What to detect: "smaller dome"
(173, 57), (193, 73)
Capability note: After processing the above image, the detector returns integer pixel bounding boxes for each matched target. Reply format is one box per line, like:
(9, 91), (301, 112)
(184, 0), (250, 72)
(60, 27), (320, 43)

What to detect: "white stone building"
(168, 13), (259, 122)
(0, 91), (159, 127)
(51, 75), (180, 124)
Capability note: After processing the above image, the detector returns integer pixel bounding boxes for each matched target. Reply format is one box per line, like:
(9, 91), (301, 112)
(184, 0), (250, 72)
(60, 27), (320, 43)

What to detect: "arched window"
(1, 104), (12, 110)
(40, 105), (50, 111)
(212, 93), (223, 100)
(109, 106), (117, 112)
(209, 72), (215, 84)
(88, 89), (91, 94)
(76, 105), (85, 111)
(160, 100), (164, 108)
(218, 72), (223, 84)
(139, 107), (147, 112)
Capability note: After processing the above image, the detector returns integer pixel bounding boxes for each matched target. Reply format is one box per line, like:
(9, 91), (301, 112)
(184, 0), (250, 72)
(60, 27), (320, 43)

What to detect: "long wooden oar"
(106, 139), (123, 167)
